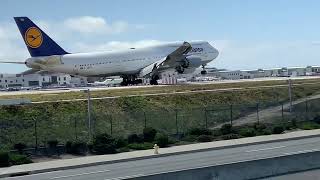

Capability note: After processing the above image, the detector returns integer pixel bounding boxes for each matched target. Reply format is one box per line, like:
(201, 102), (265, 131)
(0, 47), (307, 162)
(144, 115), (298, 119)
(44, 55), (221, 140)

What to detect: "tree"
(92, 133), (116, 154)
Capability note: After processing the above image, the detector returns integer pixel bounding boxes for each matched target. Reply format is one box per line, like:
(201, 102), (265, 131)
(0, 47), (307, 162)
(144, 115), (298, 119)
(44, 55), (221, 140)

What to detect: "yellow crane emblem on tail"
(25, 27), (43, 48)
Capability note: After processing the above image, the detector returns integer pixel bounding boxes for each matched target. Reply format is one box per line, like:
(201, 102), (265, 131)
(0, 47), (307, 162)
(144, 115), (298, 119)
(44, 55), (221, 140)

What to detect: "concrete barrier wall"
(133, 151), (320, 180)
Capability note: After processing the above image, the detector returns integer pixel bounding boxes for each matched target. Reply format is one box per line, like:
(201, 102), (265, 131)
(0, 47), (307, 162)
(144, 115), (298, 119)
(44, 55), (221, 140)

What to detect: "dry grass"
(0, 78), (319, 102)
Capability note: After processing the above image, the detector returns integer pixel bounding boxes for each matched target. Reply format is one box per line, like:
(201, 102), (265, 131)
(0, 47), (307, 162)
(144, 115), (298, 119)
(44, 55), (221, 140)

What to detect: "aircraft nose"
(212, 47), (219, 59)
(215, 48), (219, 58)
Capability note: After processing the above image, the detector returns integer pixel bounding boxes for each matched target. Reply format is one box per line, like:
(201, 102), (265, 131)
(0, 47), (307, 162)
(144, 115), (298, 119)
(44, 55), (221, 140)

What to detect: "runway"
(6, 136), (320, 180)
(0, 76), (319, 98)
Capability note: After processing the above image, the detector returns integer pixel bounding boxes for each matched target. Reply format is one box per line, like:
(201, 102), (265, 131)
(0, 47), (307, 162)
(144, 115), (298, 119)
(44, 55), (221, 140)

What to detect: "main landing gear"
(120, 75), (142, 86)
(175, 60), (189, 74)
(175, 66), (185, 74)
(150, 75), (159, 85)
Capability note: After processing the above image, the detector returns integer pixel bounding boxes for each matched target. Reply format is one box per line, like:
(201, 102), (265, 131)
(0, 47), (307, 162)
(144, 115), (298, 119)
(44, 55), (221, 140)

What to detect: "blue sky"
(1, 0), (320, 73)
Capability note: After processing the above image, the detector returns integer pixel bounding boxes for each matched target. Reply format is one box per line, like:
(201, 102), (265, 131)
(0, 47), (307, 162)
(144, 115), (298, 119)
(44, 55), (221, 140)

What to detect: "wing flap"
(139, 57), (167, 77)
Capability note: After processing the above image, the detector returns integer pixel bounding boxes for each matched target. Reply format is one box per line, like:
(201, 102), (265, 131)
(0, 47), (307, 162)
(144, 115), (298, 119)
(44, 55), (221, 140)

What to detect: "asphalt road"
(4, 136), (320, 180)
(260, 169), (320, 180)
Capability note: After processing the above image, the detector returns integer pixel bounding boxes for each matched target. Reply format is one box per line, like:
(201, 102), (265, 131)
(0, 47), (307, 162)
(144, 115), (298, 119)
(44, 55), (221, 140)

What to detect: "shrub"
(254, 123), (266, 131)
(92, 133), (116, 155)
(13, 143), (27, 154)
(47, 140), (59, 156)
(66, 141), (87, 155)
(155, 133), (169, 147)
(47, 140), (58, 148)
(181, 135), (198, 142)
(65, 141), (72, 153)
(73, 141), (88, 155)
(300, 122), (320, 130)
(168, 136), (178, 144)
(115, 137), (128, 148)
(87, 143), (93, 153)
(197, 135), (212, 142)
(313, 116), (320, 124)
(213, 129), (222, 136)
(284, 123), (293, 130)
(262, 129), (272, 135)
(0, 151), (9, 167)
(220, 124), (233, 135)
(272, 126), (284, 134)
(128, 134), (143, 144)
(127, 143), (153, 150)
(9, 154), (32, 165)
(143, 127), (157, 142)
(117, 147), (130, 153)
(188, 128), (212, 136)
(239, 128), (256, 137)
(221, 134), (242, 140)
(291, 119), (298, 128)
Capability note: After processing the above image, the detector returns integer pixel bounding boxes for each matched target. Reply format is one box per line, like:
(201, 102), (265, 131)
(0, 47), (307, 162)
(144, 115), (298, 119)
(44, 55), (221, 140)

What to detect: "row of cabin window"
(77, 56), (165, 67)
(78, 59), (143, 67)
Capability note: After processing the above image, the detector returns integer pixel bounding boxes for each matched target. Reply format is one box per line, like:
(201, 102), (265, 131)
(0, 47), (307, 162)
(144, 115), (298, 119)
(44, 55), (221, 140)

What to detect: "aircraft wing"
(161, 41), (192, 67)
(139, 41), (192, 77)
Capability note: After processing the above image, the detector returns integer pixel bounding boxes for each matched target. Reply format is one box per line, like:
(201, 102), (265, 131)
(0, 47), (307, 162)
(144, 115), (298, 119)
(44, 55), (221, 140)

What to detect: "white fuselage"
(26, 41), (219, 77)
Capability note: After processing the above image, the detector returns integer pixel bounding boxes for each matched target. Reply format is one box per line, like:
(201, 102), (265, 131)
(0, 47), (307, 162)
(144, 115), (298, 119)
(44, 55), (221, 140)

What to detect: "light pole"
(287, 79), (292, 113)
(81, 89), (92, 140)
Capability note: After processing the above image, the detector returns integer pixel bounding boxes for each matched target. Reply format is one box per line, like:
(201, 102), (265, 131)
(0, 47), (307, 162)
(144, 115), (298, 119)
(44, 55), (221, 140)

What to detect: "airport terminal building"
(0, 73), (87, 88)
(205, 66), (320, 80)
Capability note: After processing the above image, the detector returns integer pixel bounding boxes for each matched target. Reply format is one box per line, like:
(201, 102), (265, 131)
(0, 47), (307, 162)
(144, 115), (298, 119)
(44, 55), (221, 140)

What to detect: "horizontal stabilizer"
(0, 61), (25, 64)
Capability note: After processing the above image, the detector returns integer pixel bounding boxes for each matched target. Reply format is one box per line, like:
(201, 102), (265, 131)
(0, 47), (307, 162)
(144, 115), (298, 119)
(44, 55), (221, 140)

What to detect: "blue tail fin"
(14, 17), (69, 57)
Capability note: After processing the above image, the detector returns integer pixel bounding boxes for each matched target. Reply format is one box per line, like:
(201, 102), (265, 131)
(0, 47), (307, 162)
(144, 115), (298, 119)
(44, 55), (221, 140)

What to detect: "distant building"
(201, 65), (320, 80)
(218, 70), (253, 80)
(306, 66), (320, 76)
(287, 67), (306, 77)
(263, 67), (289, 77)
(242, 69), (268, 78)
(0, 73), (87, 88)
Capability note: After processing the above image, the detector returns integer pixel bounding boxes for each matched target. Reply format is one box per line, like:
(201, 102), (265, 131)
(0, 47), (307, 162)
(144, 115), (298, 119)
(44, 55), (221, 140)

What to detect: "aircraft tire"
(201, 70), (207, 75)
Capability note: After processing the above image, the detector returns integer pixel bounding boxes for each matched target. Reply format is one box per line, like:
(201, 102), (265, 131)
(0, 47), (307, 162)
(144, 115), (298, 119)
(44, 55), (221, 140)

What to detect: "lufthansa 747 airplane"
(3, 17), (219, 85)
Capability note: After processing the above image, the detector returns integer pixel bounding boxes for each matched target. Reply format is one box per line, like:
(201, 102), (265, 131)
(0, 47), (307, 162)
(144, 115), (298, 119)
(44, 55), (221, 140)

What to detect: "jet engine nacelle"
(25, 55), (62, 69)
(175, 56), (203, 74)
(185, 55), (202, 68)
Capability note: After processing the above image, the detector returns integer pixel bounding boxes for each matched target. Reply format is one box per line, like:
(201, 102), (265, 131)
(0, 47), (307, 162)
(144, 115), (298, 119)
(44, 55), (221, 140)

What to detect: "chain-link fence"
(1, 98), (320, 150)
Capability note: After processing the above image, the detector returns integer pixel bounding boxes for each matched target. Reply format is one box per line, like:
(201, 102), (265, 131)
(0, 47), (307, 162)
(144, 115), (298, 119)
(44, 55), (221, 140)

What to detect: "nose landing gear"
(201, 65), (207, 75)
